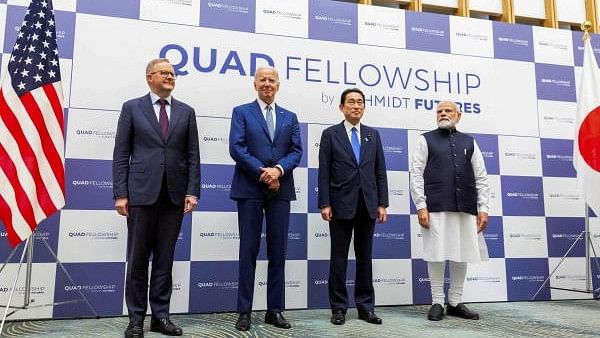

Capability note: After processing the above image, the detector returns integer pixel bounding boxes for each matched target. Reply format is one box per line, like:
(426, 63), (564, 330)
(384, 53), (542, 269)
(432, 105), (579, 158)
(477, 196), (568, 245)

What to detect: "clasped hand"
(260, 167), (281, 191)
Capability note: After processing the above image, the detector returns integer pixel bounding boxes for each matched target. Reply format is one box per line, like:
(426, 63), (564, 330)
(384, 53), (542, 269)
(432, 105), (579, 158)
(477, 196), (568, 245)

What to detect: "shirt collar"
(344, 120), (361, 134)
(150, 91), (172, 105)
(257, 98), (276, 112)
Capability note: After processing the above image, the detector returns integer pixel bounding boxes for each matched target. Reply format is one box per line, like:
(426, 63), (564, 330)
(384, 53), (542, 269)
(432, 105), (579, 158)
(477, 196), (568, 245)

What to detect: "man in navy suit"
(318, 88), (388, 326)
(229, 66), (302, 331)
(113, 58), (200, 338)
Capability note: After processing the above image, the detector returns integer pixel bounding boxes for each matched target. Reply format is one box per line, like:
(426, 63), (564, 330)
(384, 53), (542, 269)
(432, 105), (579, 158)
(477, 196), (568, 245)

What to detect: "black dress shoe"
(446, 303), (479, 320)
(235, 313), (251, 331)
(330, 310), (345, 325)
(264, 311), (292, 329)
(150, 318), (183, 336)
(358, 311), (382, 324)
(124, 320), (144, 338)
(427, 304), (444, 321)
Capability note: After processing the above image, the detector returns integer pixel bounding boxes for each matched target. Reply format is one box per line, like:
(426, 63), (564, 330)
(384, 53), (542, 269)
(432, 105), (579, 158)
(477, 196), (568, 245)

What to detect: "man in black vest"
(409, 101), (489, 321)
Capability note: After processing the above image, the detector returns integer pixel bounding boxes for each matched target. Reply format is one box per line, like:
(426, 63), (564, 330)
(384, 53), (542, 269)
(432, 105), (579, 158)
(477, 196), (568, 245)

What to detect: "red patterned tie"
(158, 99), (169, 141)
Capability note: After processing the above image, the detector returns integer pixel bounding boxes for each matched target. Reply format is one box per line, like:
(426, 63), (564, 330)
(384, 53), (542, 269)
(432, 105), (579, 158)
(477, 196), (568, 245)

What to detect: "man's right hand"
(417, 208), (429, 229)
(115, 197), (129, 217)
(320, 206), (332, 221)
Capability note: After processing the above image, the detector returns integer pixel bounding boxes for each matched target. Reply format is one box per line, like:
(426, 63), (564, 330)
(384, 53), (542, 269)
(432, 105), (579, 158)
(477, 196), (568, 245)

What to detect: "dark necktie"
(158, 99), (169, 141)
(351, 127), (360, 163)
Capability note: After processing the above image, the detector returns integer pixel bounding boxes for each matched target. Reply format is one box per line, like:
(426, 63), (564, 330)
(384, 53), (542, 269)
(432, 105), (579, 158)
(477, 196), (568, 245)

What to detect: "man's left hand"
(184, 196), (198, 213)
(377, 206), (387, 224)
(477, 212), (488, 233)
(260, 167), (281, 184)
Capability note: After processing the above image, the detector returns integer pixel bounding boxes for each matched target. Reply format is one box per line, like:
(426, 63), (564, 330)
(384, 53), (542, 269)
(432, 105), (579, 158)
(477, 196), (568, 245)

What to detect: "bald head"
(436, 101), (461, 129)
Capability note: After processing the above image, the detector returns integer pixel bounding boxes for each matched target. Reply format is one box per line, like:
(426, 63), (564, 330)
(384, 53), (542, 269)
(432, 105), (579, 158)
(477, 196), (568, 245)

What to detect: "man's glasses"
(148, 70), (177, 79)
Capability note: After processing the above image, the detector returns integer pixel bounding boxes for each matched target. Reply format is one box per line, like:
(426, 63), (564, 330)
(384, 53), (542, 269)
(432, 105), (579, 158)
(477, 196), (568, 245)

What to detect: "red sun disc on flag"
(579, 106), (600, 172)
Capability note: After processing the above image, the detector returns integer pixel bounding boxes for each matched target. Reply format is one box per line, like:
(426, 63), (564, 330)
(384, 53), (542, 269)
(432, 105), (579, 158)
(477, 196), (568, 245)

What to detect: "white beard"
(437, 119), (456, 129)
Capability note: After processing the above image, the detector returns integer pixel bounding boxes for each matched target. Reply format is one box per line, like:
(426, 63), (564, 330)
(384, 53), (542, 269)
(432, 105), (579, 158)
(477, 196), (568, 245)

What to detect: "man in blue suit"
(229, 66), (302, 331)
(113, 58), (200, 338)
(318, 88), (388, 326)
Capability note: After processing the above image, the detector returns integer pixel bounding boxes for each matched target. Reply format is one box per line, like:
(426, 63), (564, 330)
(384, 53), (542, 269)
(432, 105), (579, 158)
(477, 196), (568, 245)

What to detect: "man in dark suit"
(229, 66), (302, 331)
(318, 88), (388, 326)
(113, 58), (200, 338)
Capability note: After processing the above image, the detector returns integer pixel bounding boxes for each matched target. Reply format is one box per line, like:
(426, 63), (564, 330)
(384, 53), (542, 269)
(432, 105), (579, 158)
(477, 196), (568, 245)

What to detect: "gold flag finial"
(582, 20), (592, 40)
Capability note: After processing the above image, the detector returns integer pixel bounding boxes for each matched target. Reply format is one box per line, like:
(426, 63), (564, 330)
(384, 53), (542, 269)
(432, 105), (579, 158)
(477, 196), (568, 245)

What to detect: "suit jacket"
(112, 93), (201, 206)
(229, 100), (302, 200)
(318, 122), (388, 220)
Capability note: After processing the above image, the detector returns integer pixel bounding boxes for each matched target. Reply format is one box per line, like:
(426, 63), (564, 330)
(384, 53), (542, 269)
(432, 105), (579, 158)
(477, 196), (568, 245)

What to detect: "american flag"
(0, 0), (64, 247)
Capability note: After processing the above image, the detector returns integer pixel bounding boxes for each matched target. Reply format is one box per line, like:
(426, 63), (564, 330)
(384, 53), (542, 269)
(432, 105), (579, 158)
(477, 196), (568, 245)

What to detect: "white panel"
(543, 177), (586, 217)
(514, 0), (546, 19)
(252, 260), (307, 310)
(538, 100), (576, 140)
(462, 259), (508, 302)
(285, 260), (308, 309)
(190, 212), (239, 261)
(139, 0), (201, 26)
(470, 0), (502, 14)
(423, 0), (457, 7)
(255, 0), (309, 38)
(410, 215), (424, 259)
(307, 214), (355, 260)
(291, 167), (308, 213)
(503, 216), (548, 258)
(8, 0), (76, 11)
(450, 16), (494, 57)
(556, 0), (586, 24)
(168, 261), (191, 313)
(0, 263), (56, 320)
(487, 175), (503, 216)
(58, 210), (127, 262)
(307, 213), (330, 260)
(69, 14), (539, 137)
(197, 116), (234, 165)
(357, 4), (406, 49)
(387, 171), (409, 215)
(64, 108), (119, 160)
(549, 257), (594, 300)
(373, 259), (413, 305)
(532, 26), (574, 66)
(498, 136), (542, 176)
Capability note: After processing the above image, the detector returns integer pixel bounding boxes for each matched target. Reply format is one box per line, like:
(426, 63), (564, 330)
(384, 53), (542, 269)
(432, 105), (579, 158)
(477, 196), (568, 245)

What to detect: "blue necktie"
(266, 105), (275, 140)
(351, 127), (360, 163)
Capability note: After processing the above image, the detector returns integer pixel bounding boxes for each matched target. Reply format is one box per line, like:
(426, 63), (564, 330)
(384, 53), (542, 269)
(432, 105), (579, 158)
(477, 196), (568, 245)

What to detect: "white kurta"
(409, 134), (490, 263)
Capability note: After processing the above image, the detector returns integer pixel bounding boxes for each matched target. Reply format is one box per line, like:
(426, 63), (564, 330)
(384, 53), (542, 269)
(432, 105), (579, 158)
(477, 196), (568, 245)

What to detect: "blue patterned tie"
(351, 127), (360, 163)
(266, 105), (275, 140)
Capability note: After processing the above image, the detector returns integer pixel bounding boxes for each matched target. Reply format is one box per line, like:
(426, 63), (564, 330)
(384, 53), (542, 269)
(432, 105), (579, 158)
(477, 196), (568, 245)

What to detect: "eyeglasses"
(148, 70), (177, 79)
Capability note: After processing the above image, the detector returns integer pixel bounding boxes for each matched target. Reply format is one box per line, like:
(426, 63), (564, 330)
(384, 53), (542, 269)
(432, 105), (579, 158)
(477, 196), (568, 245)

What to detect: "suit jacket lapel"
(250, 100), (271, 141)
(359, 125), (371, 164)
(334, 122), (358, 166)
(272, 104), (285, 142)
(141, 94), (163, 142)
(167, 98), (184, 142)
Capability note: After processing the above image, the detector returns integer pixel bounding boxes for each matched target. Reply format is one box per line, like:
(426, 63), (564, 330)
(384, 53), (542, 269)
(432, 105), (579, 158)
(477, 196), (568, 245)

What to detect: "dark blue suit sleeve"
(317, 129), (331, 208)
(229, 106), (265, 180)
(186, 108), (201, 198)
(112, 101), (133, 199)
(277, 113), (302, 174)
(374, 130), (389, 207)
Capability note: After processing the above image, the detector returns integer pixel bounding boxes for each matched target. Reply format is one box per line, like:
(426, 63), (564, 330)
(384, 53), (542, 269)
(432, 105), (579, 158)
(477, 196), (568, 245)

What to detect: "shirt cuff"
(275, 164), (284, 176)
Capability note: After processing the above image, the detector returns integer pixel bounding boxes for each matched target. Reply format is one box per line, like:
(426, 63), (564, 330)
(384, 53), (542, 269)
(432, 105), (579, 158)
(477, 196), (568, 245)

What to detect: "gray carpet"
(2, 301), (599, 337)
